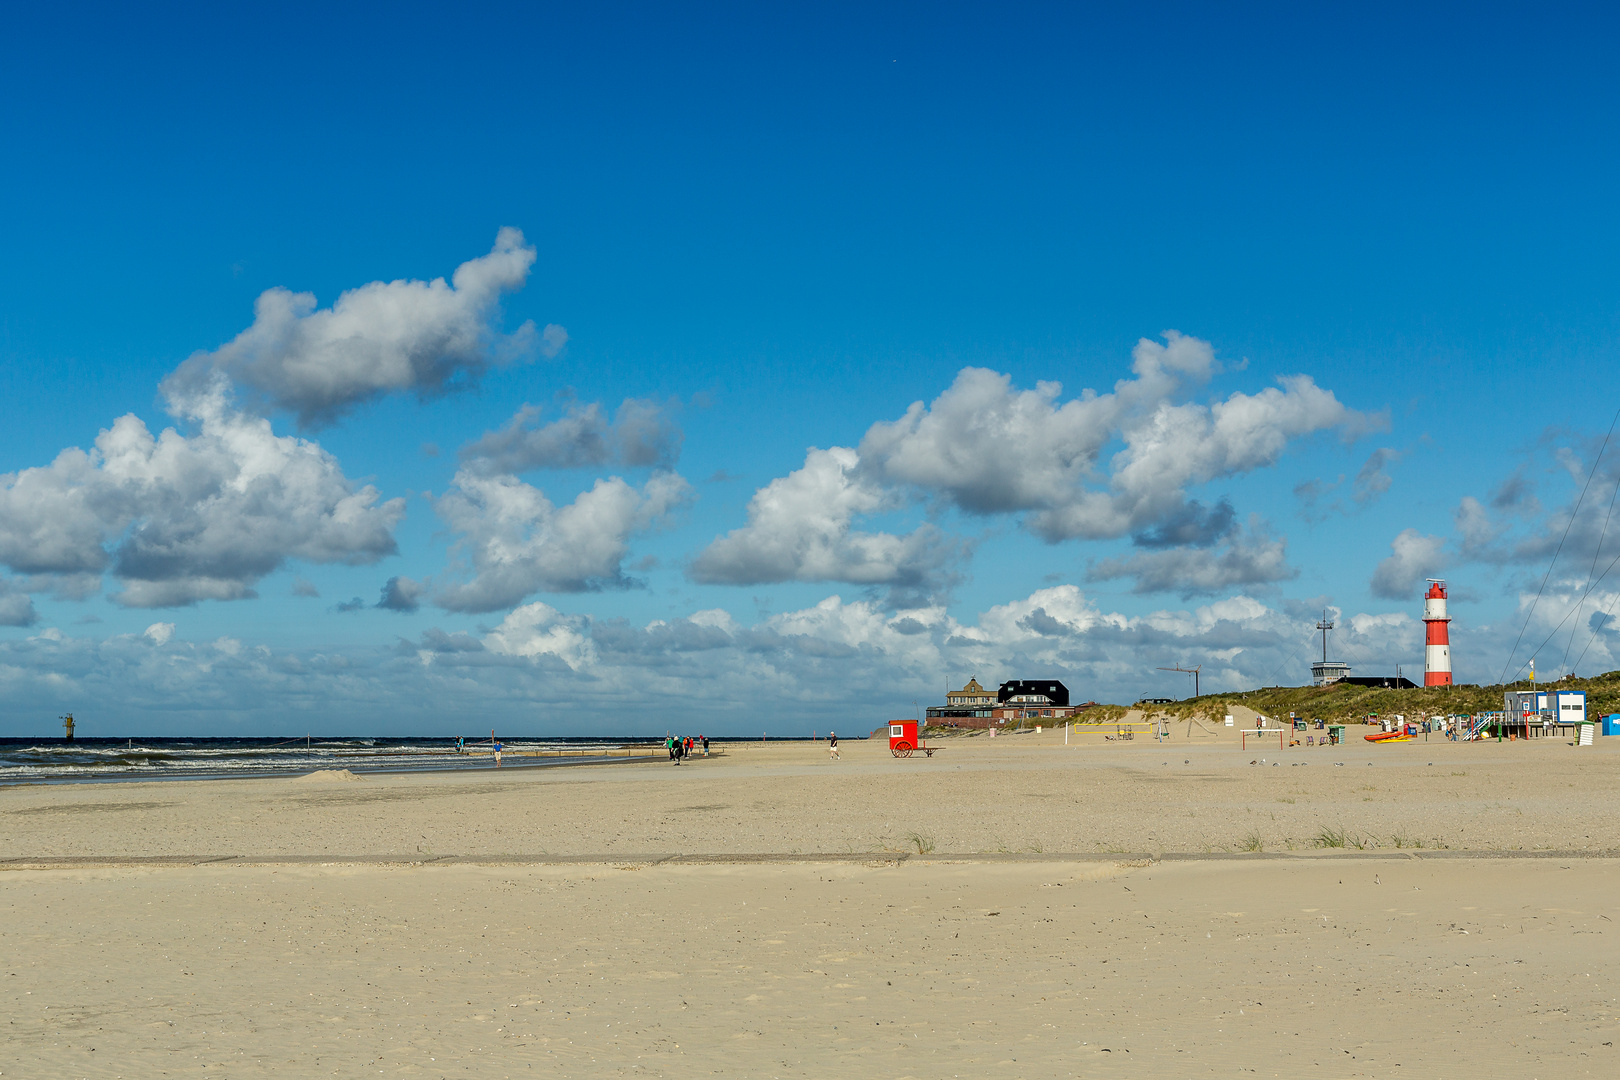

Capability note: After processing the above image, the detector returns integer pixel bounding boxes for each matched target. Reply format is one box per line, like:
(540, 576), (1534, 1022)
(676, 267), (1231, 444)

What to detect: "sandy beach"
(4, 726), (1618, 1076)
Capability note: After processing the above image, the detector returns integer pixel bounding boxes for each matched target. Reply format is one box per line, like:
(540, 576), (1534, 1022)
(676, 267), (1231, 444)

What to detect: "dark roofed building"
(997, 680), (1069, 706)
(929, 678), (1087, 728)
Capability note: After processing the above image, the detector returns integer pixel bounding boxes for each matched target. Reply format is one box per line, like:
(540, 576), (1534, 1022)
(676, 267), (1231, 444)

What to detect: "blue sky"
(3, 3), (1619, 735)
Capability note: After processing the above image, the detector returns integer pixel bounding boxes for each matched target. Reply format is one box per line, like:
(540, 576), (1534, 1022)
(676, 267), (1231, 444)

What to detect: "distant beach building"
(1337, 674), (1419, 689)
(1505, 689), (1547, 717)
(997, 680), (1070, 707)
(1507, 688), (1586, 725)
(1311, 660), (1352, 686)
(1310, 662), (1417, 688)
(929, 677), (999, 726)
(928, 678), (1086, 728)
(945, 678), (996, 708)
(1548, 689), (1586, 725)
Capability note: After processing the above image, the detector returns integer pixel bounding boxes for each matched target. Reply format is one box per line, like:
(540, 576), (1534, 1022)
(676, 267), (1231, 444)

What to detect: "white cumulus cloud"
(697, 333), (1362, 602)
(460, 398), (682, 473)
(1087, 517), (1296, 597)
(164, 228), (559, 427)
(858, 333), (1370, 544)
(0, 579), (37, 627)
(1370, 528), (1447, 599)
(482, 601), (598, 670)
(688, 446), (964, 607)
(433, 468), (691, 612)
(376, 576), (424, 613)
(0, 384), (406, 608)
(1040, 373), (1364, 541)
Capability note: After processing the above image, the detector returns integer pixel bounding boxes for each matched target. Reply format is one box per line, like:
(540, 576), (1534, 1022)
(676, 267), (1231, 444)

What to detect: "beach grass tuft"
(1313, 825), (1370, 849)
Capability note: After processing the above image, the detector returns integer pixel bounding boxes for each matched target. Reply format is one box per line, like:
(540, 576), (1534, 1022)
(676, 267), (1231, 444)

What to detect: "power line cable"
(1266, 617), (1333, 687)
(1329, 615), (1387, 672)
(1499, 404), (1620, 684)
(1510, 543), (1620, 683)
(1325, 610), (1420, 684)
(1572, 585), (1620, 675)
(1562, 469), (1620, 673)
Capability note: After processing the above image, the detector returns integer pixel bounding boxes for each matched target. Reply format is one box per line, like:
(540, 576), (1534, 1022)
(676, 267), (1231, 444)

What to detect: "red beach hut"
(888, 719), (919, 757)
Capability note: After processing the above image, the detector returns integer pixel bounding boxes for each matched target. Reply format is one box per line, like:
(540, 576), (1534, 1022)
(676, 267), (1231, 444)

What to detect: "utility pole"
(1156, 665), (1201, 698)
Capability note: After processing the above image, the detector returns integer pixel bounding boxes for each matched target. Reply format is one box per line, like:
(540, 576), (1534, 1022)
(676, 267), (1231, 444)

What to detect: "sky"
(3, 2), (1620, 736)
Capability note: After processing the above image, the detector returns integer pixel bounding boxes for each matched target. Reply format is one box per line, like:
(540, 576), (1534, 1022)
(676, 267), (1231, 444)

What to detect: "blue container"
(1603, 714), (1620, 737)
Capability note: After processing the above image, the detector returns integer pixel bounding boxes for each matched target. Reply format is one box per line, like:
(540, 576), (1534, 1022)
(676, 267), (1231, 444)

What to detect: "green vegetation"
(1117, 669), (1620, 725)
(1067, 704), (1131, 724)
(926, 671), (1617, 742)
(1314, 826), (1365, 849)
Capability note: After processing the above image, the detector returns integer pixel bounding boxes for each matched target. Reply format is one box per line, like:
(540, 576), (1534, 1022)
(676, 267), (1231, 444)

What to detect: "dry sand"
(3, 726), (1619, 1077)
(5, 724), (1619, 858)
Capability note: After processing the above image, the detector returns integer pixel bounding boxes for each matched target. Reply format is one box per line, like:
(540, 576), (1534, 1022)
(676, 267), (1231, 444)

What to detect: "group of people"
(666, 734), (709, 764)
(453, 735), (503, 767)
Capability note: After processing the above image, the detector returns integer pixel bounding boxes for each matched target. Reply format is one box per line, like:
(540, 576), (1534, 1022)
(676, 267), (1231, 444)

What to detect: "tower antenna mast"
(1316, 610), (1334, 663)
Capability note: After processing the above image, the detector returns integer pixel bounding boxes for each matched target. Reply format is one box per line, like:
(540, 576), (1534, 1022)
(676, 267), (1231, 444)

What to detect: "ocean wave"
(0, 736), (657, 783)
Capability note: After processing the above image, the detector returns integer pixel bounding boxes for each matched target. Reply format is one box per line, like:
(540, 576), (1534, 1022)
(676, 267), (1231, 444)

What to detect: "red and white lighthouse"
(1424, 579), (1452, 686)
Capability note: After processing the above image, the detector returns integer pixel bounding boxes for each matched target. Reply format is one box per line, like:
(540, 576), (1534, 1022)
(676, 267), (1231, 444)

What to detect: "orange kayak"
(1364, 730), (1412, 742)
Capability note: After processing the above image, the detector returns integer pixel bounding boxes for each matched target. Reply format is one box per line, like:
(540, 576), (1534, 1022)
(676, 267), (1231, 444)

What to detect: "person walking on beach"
(493, 741), (503, 768)
(666, 735), (676, 762)
(828, 731), (839, 759)
(702, 735), (709, 756)
(456, 735), (464, 754)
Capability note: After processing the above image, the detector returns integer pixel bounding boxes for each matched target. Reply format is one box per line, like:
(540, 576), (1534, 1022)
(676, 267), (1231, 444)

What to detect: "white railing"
(1460, 712), (1508, 741)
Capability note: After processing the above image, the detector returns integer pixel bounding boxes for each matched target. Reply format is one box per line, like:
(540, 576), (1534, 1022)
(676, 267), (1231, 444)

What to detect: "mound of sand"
(291, 768), (363, 783)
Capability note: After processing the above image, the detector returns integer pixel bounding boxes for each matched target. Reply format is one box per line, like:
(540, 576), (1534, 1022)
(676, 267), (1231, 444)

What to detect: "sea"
(0, 736), (666, 785)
